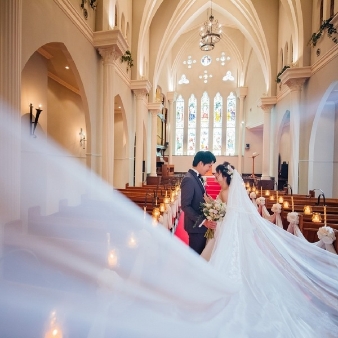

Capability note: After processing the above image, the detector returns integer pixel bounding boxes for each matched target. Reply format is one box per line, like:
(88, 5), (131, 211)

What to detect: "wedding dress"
(208, 170), (338, 337)
(1, 109), (338, 337)
(201, 196), (225, 261)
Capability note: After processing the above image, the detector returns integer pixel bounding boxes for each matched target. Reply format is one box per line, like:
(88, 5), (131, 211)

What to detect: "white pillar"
(236, 87), (248, 174)
(131, 80), (151, 186)
(134, 90), (147, 186)
(148, 102), (163, 177)
(97, 47), (118, 186)
(284, 80), (305, 193)
(0, 0), (22, 222)
(167, 91), (177, 164)
(150, 110), (158, 176)
(258, 97), (277, 180)
(94, 30), (128, 186)
(281, 67), (311, 193)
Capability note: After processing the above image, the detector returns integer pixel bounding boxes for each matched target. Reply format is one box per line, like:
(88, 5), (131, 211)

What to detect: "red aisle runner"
(174, 211), (189, 244)
(174, 177), (221, 244)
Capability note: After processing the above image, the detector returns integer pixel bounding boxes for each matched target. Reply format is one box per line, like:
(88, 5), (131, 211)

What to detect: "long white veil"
(209, 170), (338, 337)
(0, 107), (337, 337)
(0, 107), (233, 338)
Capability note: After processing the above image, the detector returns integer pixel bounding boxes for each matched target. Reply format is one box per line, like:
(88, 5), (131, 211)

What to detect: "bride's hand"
(204, 220), (217, 229)
(204, 193), (213, 203)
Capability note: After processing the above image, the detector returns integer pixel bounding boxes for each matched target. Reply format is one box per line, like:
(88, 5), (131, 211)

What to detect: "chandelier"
(199, 1), (222, 51)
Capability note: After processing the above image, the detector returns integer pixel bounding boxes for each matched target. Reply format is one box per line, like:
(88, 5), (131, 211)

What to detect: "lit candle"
(108, 249), (118, 267)
(291, 196), (294, 212)
(283, 201), (289, 209)
(276, 190), (278, 202)
(143, 206), (146, 219)
(303, 205), (312, 215)
(128, 233), (137, 248)
(324, 205), (327, 225)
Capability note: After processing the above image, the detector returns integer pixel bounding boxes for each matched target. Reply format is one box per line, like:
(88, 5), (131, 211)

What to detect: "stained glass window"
(225, 92), (236, 155)
(200, 92), (209, 150)
(174, 92), (235, 156)
(187, 94), (197, 155)
(175, 95), (184, 155)
(200, 128), (209, 150)
(213, 92), (223, 155)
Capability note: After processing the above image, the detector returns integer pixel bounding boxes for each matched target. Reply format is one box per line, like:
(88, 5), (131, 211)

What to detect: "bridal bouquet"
(201, 199), (226, 239)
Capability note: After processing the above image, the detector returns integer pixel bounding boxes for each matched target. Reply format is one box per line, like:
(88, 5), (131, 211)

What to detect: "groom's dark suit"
(180, 169), (207, 254)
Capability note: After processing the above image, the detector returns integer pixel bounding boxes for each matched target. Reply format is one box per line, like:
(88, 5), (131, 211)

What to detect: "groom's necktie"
(197, 174), (204, 186)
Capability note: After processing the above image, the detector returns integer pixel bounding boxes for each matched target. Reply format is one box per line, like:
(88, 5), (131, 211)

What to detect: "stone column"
(148, 103), (163, 176)
(236, 87), (248, 174)
(131, 80), (151, 186)
(281, 67), (311, 193)
(0, 0), (22, 222)
(167, 91), (177, 164)
(258, 97), (277, 180)
(93, 30), (128, 186)
(97, 47), (118, 185)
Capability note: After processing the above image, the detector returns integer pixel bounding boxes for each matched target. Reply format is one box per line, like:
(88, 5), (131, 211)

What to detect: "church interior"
(1, 0), (338, 336)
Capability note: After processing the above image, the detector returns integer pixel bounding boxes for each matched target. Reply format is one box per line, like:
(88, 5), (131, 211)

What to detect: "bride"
(205, 165), (338, 337)
(201, 163), (233, 261)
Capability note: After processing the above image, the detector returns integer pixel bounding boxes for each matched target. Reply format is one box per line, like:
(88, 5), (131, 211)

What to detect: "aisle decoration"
(315, 226), (337, 254)
(286, 212), (304, 238)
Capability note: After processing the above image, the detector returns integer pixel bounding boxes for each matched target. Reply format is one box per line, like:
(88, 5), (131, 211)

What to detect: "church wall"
(21, 0), (101, 155)
(334, 102), (338, 196)
(47, 79), (86, 163)
(242, 48), (264, 175)
(244, 51), (265, 129)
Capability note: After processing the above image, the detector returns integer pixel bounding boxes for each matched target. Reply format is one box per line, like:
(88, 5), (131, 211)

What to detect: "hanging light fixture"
(199, 0), (222, 51)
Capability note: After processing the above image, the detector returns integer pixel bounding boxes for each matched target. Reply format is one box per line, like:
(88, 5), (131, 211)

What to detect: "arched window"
(320, 0), (324, 27)
(330, 0), (335, 18)
(175, 95), (184, 155)
(280, 48), (284, 70)
(290, 37), (294, 64)
(213, 92), (223, 155)
(284, 42), (288, 66)
(200, 92), (209, 150)
(225, 92), (236, 156)
(187, 94), (197, 155)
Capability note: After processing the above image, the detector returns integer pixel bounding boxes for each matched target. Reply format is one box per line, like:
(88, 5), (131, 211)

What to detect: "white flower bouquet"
(250, 191), (257, 199)
(271, 203), (282, 213)
(317, 226), (336, 244)
(256, 196), (265, 205)
(287, 212), (299, 224)
(201, 199), (226, 239)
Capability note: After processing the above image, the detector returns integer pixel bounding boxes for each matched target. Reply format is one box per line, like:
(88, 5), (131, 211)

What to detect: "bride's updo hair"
(215, 162), (235, 185)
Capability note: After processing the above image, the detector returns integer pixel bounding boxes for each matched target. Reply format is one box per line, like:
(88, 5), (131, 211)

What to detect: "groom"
(180, 151), (217, 254)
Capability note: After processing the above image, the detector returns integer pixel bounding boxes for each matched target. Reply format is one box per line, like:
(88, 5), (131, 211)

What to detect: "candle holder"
(250, 152), (259, 178)
(29, 103), (43, 137)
